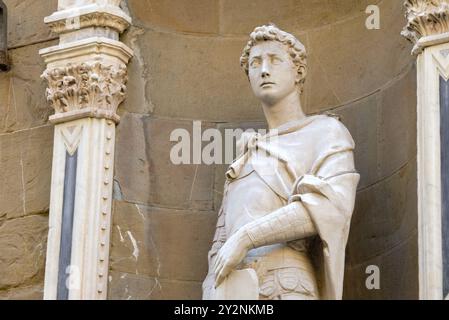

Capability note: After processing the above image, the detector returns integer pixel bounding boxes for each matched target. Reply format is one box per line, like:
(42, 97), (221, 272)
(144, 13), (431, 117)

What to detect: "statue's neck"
(262, 91), (306, 130)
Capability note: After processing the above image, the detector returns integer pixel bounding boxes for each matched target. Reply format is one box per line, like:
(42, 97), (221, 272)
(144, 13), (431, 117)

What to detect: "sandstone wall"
(0, 0), (418, 300)
(0, 0), (57, 299)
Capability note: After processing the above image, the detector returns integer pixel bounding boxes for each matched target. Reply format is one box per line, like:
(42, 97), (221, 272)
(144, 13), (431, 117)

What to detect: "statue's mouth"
(261, 82), (275, 87)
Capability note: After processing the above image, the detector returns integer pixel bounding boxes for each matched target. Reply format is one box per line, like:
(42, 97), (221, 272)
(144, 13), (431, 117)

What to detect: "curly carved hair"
(240, 24), (307, 94)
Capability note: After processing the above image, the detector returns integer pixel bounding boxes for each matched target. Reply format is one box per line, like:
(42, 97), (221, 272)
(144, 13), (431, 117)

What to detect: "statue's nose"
(261, 60), (271, 78)
(261, 70), (270, 78)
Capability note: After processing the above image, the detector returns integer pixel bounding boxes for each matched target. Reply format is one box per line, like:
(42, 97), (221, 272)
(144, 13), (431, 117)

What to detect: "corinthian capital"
(402, 0), (449, 53)
(41, 62), (128, 124)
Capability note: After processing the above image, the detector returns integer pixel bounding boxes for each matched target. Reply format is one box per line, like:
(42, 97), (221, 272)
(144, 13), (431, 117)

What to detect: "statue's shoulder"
(309, 113), (341, 127)
(308, 114), (355, 147)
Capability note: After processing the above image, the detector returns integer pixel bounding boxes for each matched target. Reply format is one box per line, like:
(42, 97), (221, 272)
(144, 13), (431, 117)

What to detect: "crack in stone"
(19, 156), (26, 217)
(146, 218), (162, 298)
(116, 226), (125, 243)
(189, 165), (199, 201)
(126, 231), (139, 261)
(135, 204), (145, 221)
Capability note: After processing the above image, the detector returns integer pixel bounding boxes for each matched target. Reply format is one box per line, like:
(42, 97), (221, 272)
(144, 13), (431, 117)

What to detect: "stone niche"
(0, 0), (419, 300)
(109, 0), (418, 300)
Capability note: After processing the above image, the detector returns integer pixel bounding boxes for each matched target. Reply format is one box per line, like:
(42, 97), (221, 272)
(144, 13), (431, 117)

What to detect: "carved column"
(402, 0), (449, 300)
(40, 0), (133, 300)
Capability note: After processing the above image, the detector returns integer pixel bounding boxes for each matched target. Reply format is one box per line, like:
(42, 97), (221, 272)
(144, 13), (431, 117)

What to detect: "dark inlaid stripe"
(57, 150), (78, 300)
(439, 76), (449, 298)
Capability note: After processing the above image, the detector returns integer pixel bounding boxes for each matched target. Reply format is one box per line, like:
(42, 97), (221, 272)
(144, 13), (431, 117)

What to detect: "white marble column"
(40, 0), (133, 300)
(402, 0), (449, 300)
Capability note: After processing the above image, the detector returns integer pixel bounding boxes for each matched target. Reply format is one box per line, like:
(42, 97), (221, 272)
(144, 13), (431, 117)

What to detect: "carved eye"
(272, 56), (283, 65)
(250, 59), (261, 68)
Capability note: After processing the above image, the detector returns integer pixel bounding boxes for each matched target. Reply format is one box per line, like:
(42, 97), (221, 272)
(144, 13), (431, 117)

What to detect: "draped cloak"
(203, 115), (360, 300)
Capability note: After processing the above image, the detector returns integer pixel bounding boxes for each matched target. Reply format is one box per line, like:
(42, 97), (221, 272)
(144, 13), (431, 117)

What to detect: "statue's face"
(248, 41), (299, 105)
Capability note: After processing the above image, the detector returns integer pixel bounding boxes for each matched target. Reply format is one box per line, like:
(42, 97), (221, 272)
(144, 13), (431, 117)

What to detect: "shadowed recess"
(57, 150), (78, 300)
(439, 76), (449, 299)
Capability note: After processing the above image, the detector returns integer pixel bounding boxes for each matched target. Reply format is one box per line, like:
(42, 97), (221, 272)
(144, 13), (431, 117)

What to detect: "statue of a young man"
(203, 24), (360, 300)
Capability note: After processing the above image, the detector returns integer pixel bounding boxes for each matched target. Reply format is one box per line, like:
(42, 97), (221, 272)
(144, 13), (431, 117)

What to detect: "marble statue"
(202, 24), (360, 300)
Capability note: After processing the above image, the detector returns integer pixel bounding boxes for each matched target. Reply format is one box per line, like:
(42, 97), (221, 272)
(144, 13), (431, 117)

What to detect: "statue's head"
(240, 24), (307, 105)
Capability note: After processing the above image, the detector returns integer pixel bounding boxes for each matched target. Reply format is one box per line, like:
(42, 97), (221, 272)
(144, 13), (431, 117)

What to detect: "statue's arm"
(243, 202), (316, 248)
(202, 204), (227, 299)
(241, 150), (358, 249)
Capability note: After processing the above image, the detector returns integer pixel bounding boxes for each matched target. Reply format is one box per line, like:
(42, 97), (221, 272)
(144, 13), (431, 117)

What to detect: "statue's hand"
(213, 230), (253, 288)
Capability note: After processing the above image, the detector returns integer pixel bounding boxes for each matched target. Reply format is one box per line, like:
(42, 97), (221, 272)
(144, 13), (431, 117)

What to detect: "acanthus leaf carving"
(402, 0), (449, 45)
(41, 62), (128, 116)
